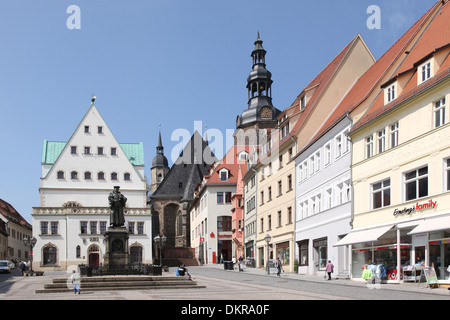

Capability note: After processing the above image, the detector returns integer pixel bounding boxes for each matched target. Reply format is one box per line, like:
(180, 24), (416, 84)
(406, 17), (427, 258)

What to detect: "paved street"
(1, 264), (449, 301)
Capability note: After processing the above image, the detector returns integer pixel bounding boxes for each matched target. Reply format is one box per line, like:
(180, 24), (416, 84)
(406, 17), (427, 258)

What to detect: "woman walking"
(325, 260), (334, 280)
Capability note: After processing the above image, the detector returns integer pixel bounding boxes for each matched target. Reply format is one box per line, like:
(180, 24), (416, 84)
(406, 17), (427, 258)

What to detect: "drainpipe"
(345, 112), (354, 279)
(396, 228), (401, 283)
(345, 112), (355, 228)
(66, 215), (69, 271)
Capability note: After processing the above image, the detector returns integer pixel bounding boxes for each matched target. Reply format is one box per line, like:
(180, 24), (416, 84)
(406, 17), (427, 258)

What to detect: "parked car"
(0, 260), (11, 273)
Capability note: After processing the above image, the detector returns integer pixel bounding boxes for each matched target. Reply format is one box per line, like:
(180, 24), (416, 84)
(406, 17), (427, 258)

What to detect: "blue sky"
(0, 0), (437, 223)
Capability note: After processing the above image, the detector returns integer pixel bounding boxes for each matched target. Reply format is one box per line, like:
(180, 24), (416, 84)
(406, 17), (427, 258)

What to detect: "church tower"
(235, 32), (281, 147)
(150, 127), (170, 194)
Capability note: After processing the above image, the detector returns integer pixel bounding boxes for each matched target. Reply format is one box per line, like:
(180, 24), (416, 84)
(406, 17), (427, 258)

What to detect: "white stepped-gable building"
(32, 100), (152, 271)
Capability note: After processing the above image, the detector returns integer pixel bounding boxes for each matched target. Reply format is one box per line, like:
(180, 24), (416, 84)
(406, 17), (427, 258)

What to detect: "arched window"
(124, 173), (131, 181)
(89, 245), (100, 253)
(111, 172), (118, 180)
(76, 245), (81, 258)
(57, 171), (65, 179)
(43, 245), (57, 265)
(130, 246), (143, 264)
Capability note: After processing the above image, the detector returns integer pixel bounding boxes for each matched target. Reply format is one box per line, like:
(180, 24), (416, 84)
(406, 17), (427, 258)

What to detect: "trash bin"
(149, 265), (162, 276)
(224, 261), (233, 270)
(78, 264), (92, 277)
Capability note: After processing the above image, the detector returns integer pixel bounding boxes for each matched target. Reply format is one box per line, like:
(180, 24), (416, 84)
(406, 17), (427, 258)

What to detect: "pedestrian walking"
(276, 258), (283, 277)
(71, 270), (81, 294)
(19, 261), (26, 275)
(325, 260), (334, 280)
(238, 255), (244, 272)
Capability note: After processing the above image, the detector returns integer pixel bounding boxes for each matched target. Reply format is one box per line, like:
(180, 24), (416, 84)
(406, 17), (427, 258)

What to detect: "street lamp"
(23, 236), (37, 272)
(153, 235), (167, 266)
(264, 234), (271, 275)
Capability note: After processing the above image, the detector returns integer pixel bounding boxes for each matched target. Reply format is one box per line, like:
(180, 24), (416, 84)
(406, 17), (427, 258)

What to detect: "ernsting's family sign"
(393, 199), (438, 216)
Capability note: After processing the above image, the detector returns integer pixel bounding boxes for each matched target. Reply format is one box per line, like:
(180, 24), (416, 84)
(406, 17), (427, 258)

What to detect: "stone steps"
(36, 275), (205, 294)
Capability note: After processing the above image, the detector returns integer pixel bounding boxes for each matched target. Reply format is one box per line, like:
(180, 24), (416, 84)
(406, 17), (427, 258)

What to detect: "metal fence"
(79, 263), (161, 276)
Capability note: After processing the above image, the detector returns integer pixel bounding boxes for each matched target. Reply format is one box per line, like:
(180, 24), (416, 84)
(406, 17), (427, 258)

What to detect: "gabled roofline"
(42, 102), (146, 182)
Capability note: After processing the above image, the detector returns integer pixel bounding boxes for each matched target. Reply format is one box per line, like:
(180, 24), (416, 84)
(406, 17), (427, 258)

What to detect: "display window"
(276, 242), (290, 265)
(351, 227), (413, 280)
(429, 229), (450, 281)
(313, 238), (327, 270)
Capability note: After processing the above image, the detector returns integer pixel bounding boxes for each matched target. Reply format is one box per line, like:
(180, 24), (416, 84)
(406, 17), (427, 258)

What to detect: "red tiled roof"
(255, 35), (363, 165)
(0, 199), (32, 230)
(289, 35), (358, 117)
(205, 146), (249, 186)
(397, 1), (450, 74)
(351, 1), (449, 133)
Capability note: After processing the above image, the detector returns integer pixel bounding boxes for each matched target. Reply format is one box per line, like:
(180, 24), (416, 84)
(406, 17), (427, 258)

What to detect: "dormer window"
(238, 151), (249, 161)
(300, 96), (306, 110)
(417, 59), (433, 84)
(219, 168), (229, 181)
(387, 84), (396, 103)
(421, 61), (431, 83)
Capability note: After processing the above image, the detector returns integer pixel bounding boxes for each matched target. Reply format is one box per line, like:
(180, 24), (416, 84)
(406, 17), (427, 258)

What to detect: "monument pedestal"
(104, 227), (129, 273)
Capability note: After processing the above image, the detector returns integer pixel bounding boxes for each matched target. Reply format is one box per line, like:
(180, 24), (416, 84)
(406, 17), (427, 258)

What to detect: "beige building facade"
(254, 34), (375, 273)
(343, 1), (450, 283)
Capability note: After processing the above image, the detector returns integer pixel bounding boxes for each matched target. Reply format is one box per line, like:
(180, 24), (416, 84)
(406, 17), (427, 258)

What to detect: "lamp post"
(153, 235), (167, 266)
(264, 234), (271, 275)
(23, 236), (37, 272)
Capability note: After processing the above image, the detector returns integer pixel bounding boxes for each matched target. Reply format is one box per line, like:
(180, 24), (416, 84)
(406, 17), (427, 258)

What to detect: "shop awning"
(408, 215), (450, 235)
(333, 225), (393, 247)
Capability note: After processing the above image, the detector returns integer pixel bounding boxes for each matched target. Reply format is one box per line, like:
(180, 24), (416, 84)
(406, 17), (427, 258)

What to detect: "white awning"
(334, 225), (393, 247)
(408, 215), (450, 235)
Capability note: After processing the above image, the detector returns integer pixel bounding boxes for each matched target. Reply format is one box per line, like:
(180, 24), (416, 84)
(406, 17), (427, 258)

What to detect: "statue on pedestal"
(108, 186), (127, 227)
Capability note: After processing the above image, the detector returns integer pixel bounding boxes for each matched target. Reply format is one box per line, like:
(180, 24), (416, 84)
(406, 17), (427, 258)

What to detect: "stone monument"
(103, 186), (130, 273)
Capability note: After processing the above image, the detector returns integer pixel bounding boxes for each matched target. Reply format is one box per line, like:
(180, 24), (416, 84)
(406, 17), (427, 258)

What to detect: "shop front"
(408, 214), (450, 283)
(335, 213), (450, 284)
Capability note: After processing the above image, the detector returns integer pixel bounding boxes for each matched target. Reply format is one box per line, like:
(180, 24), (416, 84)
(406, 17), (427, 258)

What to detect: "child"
(71, 270), (81, 294)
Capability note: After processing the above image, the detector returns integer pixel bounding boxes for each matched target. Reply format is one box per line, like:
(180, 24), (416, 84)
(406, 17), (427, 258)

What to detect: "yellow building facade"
(346, 1), (450, 282)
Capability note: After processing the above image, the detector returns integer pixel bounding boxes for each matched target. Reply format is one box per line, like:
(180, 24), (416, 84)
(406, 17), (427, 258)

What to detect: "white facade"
(295, 118), (353, 276)
(243, 169), (257, 261)
(32, 103), (152, 271)
(191, 185), (235, 264)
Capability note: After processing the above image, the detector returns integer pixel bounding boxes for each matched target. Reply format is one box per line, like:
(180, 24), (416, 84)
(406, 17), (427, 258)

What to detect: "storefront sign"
(423, 267), (439, 286)
(393, 199), (437, 216)
(352, 245), (411, 254)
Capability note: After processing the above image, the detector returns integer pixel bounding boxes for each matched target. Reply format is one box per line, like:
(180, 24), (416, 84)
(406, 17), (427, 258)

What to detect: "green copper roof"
(119, 142), (145, 166)
(41, 140), (67, 165)
(41, 141), (145, 166)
